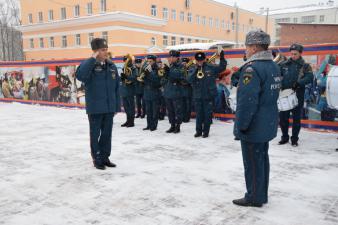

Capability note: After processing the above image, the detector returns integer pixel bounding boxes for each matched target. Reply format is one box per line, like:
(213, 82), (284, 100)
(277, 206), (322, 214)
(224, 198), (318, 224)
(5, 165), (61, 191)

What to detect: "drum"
(226, 87), (237, 112)
(277, 89), (298, 111)
(326, 66), (338, 110)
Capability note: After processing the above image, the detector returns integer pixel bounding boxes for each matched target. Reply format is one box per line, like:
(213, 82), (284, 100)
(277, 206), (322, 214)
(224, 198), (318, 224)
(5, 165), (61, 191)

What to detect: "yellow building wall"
(20, 0), (274, 60)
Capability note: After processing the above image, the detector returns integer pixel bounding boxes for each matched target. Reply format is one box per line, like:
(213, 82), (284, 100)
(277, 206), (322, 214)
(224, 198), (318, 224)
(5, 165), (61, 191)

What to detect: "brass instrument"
(123, 54), (133, 84)
(273, 52), (287, 65)
(158, 62), (169, 77)
(207, 52), (218, 63)
(136, 61), (149, 83)
(196, 52), (218, 79)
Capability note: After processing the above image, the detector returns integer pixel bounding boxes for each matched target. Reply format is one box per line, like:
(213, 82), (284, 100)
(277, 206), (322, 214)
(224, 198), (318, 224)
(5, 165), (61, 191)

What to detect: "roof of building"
(268, 3), (338, 15)
(279, 22), (338, 26)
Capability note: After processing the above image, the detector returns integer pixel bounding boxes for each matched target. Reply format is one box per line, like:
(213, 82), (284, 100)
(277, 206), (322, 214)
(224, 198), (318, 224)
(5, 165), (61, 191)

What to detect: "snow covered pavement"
(0, 103), (337, 225)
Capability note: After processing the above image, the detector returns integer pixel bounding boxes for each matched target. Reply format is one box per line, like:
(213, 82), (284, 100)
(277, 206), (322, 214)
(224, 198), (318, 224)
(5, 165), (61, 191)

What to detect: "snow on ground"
(0, 102), (337, 225)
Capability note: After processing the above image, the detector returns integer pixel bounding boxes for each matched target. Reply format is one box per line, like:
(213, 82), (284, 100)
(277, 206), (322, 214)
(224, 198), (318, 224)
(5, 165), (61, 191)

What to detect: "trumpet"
(273, 53), (287, 65)
(123, 54), (133, 85)
(207, 52), (218, 63)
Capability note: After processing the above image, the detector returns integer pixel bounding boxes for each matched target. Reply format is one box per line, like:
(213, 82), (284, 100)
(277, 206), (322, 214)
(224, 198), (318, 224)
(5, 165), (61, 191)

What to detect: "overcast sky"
(216, 0), (336, 11)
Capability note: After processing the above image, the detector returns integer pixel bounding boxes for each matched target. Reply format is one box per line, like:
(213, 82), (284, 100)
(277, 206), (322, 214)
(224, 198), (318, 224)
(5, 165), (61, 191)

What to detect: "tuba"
(123, 54), (133, 84)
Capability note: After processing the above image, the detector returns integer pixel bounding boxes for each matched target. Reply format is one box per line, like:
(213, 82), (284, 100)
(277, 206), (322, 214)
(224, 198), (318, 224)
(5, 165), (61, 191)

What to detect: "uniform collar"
(241, 50), (273, 68)
(288, 57), (305, 66)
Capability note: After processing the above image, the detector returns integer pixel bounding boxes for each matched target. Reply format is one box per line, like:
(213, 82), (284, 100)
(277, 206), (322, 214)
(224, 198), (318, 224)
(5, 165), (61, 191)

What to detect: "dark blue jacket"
(76, 57), (121, 115)
(163, 61), (185, 99)
(120, 66), (137, 98)
(234, 52), (281, 143)
(280, 57), (314, 103)
(143, 64), (161, 101)
(188, 59), (227, 100)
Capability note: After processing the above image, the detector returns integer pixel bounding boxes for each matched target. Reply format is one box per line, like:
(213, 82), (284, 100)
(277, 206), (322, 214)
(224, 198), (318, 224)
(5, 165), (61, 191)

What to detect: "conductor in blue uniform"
(233, 30), (281, 207)
(76, 38), (120, 170)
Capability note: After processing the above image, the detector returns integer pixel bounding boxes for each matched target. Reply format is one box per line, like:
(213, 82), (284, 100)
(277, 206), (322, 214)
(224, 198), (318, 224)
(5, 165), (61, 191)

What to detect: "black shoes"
(194, 132), (202, 138)
(150, 127), (157, 131)
(166, 125), (175, 133)
(141, 114), (145, 119)
(94, 164), (105, 170)
(143, 127), (150, 130)
(173, 124), (181, 134)
(278, 139), (289, 145)
(121, 121), (128, 127)
(291, 140), (298, 147)
(202, 133), (209, 138)
(126, 122), (135, 128)
(232, 198), (263, 208)
(104, 159), (116, 168)
(135, 114), (141, 118)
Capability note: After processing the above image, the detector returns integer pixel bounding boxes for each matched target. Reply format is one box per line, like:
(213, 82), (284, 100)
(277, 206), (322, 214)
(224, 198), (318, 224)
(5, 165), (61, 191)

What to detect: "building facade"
(279, 23), (338, 46)
(263, 0), (338, 45)
(19, 0), (273, 60)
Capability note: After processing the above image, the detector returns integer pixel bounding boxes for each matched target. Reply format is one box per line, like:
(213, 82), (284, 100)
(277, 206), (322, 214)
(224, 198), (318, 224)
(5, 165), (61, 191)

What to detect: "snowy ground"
(0, 102), (338, 225)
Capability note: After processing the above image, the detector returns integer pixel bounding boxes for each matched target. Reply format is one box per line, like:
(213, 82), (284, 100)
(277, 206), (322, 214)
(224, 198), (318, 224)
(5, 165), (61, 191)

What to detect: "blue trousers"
(182, 96), (192, 122)
(194, 99), (213, 134)
(136, 93), (146, 116)
(88, 113), (114, 165)
(145, 99), (159, 130)
(165, 98), (183, 126)
(240, 140), (270, 204)
(122, 96), (135, 120)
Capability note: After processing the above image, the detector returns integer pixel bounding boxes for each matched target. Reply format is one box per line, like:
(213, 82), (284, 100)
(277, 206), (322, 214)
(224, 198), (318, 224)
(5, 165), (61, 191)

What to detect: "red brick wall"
(280, 24), (338, 46)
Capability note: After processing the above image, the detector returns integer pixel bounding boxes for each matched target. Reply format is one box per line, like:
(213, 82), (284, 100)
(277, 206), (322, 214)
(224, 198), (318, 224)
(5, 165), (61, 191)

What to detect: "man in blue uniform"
(163, 50), (185, 134)
(157, 59), (167, 121)
(76, 38), (120, 170)
(120, 55), (137, 128)
(143, 55), (161, 131)
(233, 30), (281, 207)
(181, 57), (193, 123)
(188, 51), (227, 138)
(134, 58), (146, 119)
(279, 44), (314, 147)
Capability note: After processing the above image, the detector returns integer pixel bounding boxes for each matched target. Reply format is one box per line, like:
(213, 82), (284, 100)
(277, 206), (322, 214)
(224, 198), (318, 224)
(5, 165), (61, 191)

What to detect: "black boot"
(94, 163), (106, 170)
(135, 114), (141, 118)
(173, 124), (181, 134)
(143, 127), (150, 130)
(141, 114), (146, 119)
(126, 117), (135, 127)
(194, 132), (202, 138)
(232, 198), (262, 207)
(166, 125), (175, 133)
(202, 132), (209, 138)
(278, 138), (289, 145)
(121, 120), (128, 127)
(104, 159), (116, 168)
(291, 140), (298, 147)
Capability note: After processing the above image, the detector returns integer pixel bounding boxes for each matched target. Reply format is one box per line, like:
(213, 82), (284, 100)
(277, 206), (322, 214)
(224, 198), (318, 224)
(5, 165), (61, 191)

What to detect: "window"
(202, 16), (206, 26)
(61, 7), (67, 20)
(48, 10), (54, 21)
(49, 37), (54, 48)
(185, 0), (191, 9)
(102, 31), (108, 43)
(151, 37), (156, 46)
(187, 38), (192, 44)
(39, 38), (44, 48)
(30, 38), (34, 48)
(163, 35), (168, 46)
(187, 13), (192, 22)
(28, 13), (33, 24)
(74, 5), (80, 17)
(62, 36), (67, 48)
(38, 12), (43, 23)
(301, 15), (316, 24)
(293, 18), (298, 23)
(171, 37), (176, 46)
(76, 34), (81, 46)
(151, 5), (157, 16)
(180, 37), (184, 45)
(209, 17), (213, 27)
(196, 15), (200, 24)
(195, 39), (199, 43)
(232, 22), (235, 31)
(320, 15), (325, 22)
(221, 20), (225, 29)
(162, 8), (168, 20)
(171, 9), (176, 20)
(100, 0), (106, 13)
(230, 12), (234, 20)
(180, 11), (184, 21)
(87, 2), (93, 15)
(215, 18), (219, 28)
(88, 33), (94, 45)
(275, 18), (290, 23)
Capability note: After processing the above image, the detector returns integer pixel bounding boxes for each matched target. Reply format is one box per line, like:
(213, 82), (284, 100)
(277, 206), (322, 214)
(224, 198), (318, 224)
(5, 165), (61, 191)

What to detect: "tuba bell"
(196, 66), (204, 79)
(123, 54), (133, 84)
(136, 61), (149, 83)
